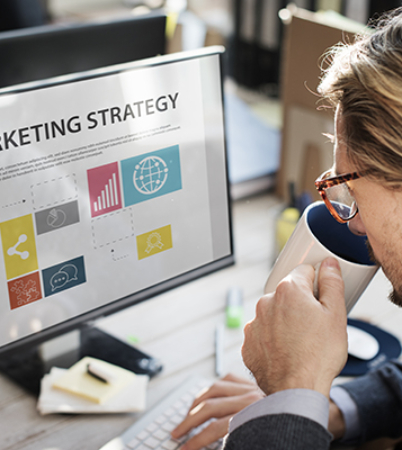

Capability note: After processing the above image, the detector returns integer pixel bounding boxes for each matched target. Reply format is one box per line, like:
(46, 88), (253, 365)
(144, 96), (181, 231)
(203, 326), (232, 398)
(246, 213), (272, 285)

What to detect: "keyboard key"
(161, 441), (178, 450)
(179, 407), (189, 417)
(155, 415), (167, 425)
(172, 435), (187, 446)
(153, 429), (169, 441)
(181, 394), (193, 404)
(169, 415), (183, 425)
(137, 430), (149, 441)
(99, 377), (219, 450)
(172, 400), (184, 410)
(126, 437), (140, 449)
(144, 436), (160, 448)
(146, 422), (158, 433)
(161, 421), (176, 433)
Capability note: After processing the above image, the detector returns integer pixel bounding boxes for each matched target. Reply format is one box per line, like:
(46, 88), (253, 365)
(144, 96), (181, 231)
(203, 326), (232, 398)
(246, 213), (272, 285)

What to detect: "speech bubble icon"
(60, 264), (78, 281)
(50, 270), (69, 291)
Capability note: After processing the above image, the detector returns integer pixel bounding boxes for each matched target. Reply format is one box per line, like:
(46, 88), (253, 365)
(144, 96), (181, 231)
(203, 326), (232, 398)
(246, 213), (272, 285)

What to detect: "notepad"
(38, 367), (148, 415)
(52, 357), (136, 404)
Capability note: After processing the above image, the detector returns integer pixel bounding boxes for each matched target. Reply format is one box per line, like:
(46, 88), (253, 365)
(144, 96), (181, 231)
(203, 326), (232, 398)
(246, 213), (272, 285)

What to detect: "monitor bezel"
(0, 11), (167, 89)
(0, 47), (234, 358)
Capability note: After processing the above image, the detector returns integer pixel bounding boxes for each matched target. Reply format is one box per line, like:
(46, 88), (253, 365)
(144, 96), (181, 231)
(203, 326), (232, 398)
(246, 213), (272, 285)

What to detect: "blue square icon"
(121, 145), (182, 206)
(42, 256), (86, 297)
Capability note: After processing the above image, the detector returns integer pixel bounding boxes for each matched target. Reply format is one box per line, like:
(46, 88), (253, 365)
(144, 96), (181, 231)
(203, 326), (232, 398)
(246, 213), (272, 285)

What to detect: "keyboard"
(99, 376), (223, 450)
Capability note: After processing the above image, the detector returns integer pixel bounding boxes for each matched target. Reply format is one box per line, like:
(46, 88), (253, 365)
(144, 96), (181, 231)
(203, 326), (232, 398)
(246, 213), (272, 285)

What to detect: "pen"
(86, 362), (115, 384)
(215, 323), (224, 377)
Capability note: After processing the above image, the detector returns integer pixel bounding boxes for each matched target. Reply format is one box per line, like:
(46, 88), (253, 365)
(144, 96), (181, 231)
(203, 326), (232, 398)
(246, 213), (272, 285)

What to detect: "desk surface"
(1, 193), (402, 450)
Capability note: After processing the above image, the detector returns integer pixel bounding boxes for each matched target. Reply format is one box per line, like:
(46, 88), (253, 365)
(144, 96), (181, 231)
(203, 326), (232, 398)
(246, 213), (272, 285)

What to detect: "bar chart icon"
(87, 162), (122, 218)
(94, 172), (118, 212)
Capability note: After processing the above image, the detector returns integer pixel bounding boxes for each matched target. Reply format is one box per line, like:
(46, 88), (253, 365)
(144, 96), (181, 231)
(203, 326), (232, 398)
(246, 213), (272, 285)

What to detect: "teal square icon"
(121, 145), (182, 206)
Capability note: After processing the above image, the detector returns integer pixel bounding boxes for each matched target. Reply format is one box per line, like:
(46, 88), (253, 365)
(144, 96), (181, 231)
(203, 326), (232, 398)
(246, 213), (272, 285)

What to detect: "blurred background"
(0, 0), (400, 205)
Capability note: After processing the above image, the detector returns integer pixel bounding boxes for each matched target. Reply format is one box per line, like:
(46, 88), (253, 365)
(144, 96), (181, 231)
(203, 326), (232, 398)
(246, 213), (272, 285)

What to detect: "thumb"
(317, 257), (345, 310)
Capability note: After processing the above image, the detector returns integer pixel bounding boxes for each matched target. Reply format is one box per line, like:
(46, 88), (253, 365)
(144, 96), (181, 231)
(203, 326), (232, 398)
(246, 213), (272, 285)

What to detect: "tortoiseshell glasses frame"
(314, 170), (365, 223)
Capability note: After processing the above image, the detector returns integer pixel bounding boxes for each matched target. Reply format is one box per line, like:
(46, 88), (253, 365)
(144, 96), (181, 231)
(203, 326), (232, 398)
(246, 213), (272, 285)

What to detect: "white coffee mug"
(265, 201), (379, 313)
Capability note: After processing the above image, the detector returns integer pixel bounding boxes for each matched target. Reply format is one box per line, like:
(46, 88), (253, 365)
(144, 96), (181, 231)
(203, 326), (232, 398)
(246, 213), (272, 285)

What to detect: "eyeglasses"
(314, 169), (364, 223)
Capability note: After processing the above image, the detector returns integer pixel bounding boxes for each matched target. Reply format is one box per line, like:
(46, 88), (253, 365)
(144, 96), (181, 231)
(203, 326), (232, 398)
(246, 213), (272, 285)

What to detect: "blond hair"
(318, 8), (402, 187)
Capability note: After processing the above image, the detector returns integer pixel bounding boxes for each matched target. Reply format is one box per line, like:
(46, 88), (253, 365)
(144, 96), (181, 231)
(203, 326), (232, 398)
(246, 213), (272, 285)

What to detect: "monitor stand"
(0, 325), (163, 395)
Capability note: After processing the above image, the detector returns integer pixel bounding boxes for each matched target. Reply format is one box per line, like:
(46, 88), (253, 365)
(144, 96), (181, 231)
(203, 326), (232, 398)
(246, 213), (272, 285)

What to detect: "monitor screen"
(0, 12), (166, 88)
(0, 47), (233, 366)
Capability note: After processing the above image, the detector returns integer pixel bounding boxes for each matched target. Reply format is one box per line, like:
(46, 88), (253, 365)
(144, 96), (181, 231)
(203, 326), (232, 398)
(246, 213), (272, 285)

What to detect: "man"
(172, 7), (402, 450)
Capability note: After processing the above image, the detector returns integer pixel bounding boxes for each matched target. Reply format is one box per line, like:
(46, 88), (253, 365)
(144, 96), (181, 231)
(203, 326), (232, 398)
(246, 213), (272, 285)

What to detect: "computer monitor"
(0, 11), (166, 88)
(0, 46), (233, 393)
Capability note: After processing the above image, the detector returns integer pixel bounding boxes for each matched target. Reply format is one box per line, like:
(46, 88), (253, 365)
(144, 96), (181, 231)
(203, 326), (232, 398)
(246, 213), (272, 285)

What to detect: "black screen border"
(0, 47), (234, 357)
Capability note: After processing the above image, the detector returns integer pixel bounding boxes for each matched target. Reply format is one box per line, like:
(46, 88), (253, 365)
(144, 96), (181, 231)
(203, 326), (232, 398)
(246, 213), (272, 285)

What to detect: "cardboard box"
(166, 13), (226, 55)
(276, 6), (364, 202)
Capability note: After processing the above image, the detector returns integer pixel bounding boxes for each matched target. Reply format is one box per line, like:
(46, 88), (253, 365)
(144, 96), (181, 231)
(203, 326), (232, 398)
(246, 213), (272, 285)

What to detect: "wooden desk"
(0, 193), (280, 450)
(1, 193), (402, 450)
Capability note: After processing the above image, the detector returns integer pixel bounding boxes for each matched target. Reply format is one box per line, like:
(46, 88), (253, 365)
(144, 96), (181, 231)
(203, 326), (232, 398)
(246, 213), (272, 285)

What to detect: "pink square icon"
(87, 162), (122, 217)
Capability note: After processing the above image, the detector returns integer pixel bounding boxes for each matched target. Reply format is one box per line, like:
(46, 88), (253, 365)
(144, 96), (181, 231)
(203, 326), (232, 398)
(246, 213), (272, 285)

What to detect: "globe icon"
(133, 155), (169, 195)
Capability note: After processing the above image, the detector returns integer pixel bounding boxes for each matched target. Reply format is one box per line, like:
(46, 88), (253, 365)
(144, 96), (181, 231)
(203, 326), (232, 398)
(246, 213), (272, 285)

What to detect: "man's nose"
(348, 212), (367, 236)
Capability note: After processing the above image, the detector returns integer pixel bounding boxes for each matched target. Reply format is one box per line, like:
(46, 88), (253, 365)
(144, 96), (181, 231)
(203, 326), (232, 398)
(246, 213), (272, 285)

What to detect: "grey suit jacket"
(341, 360), (402, 445)
(223, 361), (402, 449)
(224, 414), (332, 449)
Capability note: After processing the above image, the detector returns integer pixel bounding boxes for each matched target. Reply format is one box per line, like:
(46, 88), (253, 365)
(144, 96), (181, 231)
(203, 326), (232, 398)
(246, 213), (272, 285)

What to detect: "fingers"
(172, 393), (250, 438)
(242, 260), (348, 397)
(172, 375), (260, 448)
(178, 416), (231, 450)
(221, 373), (255, 385)
(171, 398), (220, 441)
(190, 378), (257, 410)
(317, 257), (345, 311)
(173, 375), (257, 441)
(172, 390), (262, 441)
(276, 260), (345, 314)
(274, 264), (316, 305)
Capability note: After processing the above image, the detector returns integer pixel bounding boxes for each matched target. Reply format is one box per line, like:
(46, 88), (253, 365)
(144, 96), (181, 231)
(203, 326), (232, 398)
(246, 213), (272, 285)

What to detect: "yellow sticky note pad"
(52, 357), (136, 404)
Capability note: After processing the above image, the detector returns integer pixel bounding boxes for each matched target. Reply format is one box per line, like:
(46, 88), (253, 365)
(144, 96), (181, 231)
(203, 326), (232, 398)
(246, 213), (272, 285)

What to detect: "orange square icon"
(8, 272), (42, 310)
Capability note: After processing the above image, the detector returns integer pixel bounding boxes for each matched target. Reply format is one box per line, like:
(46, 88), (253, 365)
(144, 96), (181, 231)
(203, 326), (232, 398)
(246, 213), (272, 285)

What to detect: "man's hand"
(171, 374), (263, 450)
(242, 257), (348, 398)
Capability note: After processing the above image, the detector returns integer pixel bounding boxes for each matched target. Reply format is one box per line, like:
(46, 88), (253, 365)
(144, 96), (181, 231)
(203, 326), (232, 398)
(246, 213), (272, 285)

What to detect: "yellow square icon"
(137, 225), (173, 260)
(0, 215), (38, 280)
